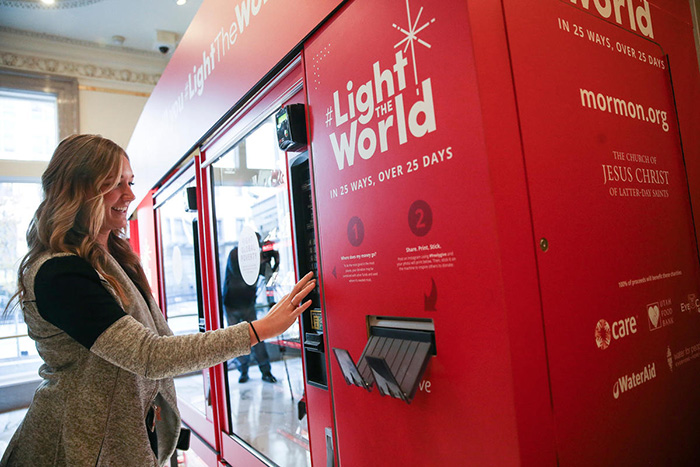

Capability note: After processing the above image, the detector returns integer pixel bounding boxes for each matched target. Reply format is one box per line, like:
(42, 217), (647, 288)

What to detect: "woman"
(0, 134), (315, 466)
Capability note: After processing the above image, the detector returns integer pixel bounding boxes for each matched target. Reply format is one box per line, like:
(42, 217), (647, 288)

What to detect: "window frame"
(0, 67), (79, 181)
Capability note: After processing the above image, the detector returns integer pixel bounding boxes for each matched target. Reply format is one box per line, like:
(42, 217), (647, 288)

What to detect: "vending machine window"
(157, 180), (210, 417)
(209, 115), (310, 467)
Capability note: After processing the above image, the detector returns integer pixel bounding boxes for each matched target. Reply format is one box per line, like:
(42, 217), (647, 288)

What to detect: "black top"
(34, 255), (127, 349)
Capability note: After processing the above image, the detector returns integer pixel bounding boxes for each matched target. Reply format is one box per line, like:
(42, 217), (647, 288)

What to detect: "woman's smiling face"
(98, 155), (135, 244)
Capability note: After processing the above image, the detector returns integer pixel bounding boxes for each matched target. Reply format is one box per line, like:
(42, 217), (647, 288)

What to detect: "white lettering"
(235, 0), (252, 33)
(418, 380), (432, 393)
(611, 316), (637, 339)
(334, 91), (348, 126)
(408, 78), (436, 138)
(570, 0), (654, 39)
(613, 363), (656, 399)
(330, 121), (358, 170)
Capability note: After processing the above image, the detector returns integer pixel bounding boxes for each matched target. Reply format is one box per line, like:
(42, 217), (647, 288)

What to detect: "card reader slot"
(304, 332), (324, 353)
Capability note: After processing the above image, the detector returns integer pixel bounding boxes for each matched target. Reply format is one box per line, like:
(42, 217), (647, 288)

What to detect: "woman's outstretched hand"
(249, 272), (315, 344)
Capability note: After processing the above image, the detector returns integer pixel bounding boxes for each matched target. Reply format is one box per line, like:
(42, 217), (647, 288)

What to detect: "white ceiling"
(0, 0), (203, 54)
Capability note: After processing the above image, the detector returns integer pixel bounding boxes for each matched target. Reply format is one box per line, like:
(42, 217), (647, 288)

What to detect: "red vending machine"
(124, 0), (700, 465)
(302, 0), (700, 465)
(304, 1), (526, 464)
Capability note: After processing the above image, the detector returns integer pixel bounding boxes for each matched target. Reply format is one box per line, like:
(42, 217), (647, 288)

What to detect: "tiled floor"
(224, 357), (310, 467)
(173, 355), (310, 466)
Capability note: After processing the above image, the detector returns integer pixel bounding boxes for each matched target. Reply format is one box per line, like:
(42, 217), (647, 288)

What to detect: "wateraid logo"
(612, 363), (656, 399)
(594, 316), (637, 350)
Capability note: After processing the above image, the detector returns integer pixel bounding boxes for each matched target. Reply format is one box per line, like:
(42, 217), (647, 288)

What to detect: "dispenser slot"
(364, 337), (432, 403)
(333, 316), (435, 403)
(332, 348), (370, 390)
(366, 356), (406, 402)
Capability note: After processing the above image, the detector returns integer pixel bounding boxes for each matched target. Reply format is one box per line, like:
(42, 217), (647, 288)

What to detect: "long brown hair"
(3, 134), (151, 316)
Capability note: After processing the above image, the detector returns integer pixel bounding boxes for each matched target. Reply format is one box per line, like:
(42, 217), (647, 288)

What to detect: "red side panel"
(469, 0), (558, 464)
(503, 0), (700, 464)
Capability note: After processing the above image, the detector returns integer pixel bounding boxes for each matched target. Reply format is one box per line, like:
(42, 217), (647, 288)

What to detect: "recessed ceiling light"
(41, 0), (56, 4)
(176, 0), (186, 5)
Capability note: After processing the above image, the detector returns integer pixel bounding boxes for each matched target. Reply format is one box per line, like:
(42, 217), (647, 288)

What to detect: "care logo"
(612, 362), (656, 400)
(595, 315), (637, 349)
(594, 319), (611, 349)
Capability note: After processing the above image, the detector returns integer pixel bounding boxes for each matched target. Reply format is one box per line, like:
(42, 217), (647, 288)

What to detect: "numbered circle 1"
(347, 216), (365, 247)
(408, 200), (433, 237)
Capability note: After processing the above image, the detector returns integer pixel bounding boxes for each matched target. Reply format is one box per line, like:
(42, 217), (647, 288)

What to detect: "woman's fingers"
(294, 299), (312, 317)
(290, 272), (315, 296)
(260, 275), (315, 340)
(291, 281), (315, 307)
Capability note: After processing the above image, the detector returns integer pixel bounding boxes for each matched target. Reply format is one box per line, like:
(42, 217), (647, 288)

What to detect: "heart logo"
(648, 304), (660, 328)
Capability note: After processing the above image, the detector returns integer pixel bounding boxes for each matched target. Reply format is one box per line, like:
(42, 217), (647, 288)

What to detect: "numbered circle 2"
(408, 200), (433, 237)
(347, 216), (365, 247)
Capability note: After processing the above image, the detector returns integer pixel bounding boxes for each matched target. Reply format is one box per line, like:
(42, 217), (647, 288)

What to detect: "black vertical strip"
(192, 219), (205, 333)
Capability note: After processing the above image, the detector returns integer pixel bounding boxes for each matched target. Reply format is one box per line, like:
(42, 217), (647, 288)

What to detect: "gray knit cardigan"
(0, 252), (251, 466)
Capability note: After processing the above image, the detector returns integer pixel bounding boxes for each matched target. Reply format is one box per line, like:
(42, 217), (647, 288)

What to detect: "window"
(0, 90), (58, 162)
(0, 69), (78, 412)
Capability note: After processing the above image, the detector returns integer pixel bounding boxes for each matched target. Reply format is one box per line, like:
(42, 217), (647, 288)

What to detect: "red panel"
(503, 0), (700, 464)
(306, 0), (520, 464)
(648, 8), (700, 257)
(179, 400), (216, 447)
(127, 0), (345, 212)
(135, 189), (161, 306)
(128, 218), (140, 255)
(302, 384), (332, 467)
(467, 0), (558, 464)
(184, 431), (219, 467)
(193, 150), (227, 460)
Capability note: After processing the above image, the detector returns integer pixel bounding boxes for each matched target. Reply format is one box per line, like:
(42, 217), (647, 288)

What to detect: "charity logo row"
(612, 341), (700, 400)
(595, 293), (699, 350)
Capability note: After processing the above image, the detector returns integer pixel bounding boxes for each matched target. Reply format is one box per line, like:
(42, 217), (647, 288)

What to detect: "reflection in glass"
(211, 117), (309, 467)
(159, 183), (210, 417)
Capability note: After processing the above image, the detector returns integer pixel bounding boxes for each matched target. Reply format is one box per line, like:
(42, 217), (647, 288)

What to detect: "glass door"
(207, 86), (310, 466)
(156, 175), (214, 442)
